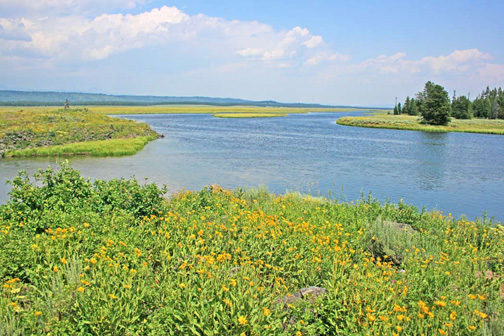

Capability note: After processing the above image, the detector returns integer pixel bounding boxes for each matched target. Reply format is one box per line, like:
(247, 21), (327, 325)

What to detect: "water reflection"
(415, 132), (448, 191)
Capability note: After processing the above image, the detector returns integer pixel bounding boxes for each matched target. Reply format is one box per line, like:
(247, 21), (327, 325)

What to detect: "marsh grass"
(0, 108), (158, 157)
(3, 135), (157, 157)
(337, 114), (504, 135)
(0, 165), (502, 335)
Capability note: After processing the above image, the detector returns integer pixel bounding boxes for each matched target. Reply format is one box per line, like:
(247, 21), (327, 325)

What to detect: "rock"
(277, 286), (327, 307)
(383, 221), (416, 234)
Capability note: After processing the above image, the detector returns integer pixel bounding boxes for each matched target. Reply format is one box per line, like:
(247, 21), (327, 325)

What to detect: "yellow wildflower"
(77, 287), (85, 292)
(238, 316), (247, 325)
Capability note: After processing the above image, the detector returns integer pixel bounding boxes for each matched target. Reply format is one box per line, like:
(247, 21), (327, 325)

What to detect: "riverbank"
(337, 114), (504, 135)
(0, 166), (502, 335)
(0, 108), (159, 157)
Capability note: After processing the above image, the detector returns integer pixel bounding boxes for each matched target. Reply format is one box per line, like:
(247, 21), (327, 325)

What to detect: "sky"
(0, 0), (503, 106)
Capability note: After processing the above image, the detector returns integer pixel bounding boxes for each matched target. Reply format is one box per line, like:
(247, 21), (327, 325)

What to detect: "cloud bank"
(0, 2), (502, 104)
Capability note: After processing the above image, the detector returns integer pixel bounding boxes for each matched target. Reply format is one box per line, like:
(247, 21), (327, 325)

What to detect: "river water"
(1, 112), (503, 221)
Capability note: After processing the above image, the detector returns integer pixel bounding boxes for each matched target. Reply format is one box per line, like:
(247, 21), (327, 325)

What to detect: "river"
(1, 112), (503, 221)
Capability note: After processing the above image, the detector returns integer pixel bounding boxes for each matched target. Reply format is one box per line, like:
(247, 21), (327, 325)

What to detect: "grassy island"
(1, 165), (502, 335)
(0, 108), (159, 158)
(337, 114), (504, 135)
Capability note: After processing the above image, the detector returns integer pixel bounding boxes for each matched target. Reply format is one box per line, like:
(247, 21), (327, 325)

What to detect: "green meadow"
(337, 114), (504, 135)
(0, 165), (502, 335)
(0, 107), (158, 157)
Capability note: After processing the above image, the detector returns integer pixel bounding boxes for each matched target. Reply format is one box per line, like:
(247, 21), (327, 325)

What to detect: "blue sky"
(1, 0), (503, 106)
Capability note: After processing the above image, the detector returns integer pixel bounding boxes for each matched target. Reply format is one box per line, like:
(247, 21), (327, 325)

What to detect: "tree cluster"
(396, 82), (504, 125)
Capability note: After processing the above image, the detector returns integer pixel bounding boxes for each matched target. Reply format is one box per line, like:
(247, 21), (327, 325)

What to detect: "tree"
(492, 99), (500, 119)
(409, 98), (418, 115)
(397, 102), (402, 115)
(64, 99), (69, 110)
(451, 95), (472, 119)
(421, 82), (451, 125)
(403, 96), (411, 115)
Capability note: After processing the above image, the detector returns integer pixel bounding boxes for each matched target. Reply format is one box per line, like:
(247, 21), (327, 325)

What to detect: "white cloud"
(338, 49), (493, 76)
(1, 6), (328, 66)
(0, 0), (148, 16)
(478, 63), (504, 81)
(303, 35), (323, 49)
(305, 52), (350, 66)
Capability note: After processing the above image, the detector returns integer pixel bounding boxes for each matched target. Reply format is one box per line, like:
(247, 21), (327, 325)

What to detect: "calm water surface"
(1, 112), (503, 221)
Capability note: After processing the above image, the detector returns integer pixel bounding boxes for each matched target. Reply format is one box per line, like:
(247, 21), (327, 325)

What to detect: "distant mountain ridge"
(0, 90), (379, 109)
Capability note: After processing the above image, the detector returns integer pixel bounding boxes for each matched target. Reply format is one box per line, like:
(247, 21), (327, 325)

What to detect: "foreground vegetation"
(337, 114), (504, 135)
(1, 165), (502, 335)
(0, 108), (159, 157)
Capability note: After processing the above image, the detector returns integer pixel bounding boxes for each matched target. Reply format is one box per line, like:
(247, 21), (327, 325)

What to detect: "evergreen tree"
(410, 98), (418, 116)
(492, 99), (500, 119)
(397, 102), (402, 115)
(404, 96), (411, 115)
(421, 82), (451, 125)
(451, 95), (472, 119)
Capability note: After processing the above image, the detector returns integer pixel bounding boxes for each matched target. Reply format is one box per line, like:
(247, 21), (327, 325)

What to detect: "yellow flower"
(396, 326), (403, 332)
(468, 294), (476, 299)
(367, 314), (376, 322)
(296, 332), (302, 336)
(61, 257), (67, 264)
(90, 258), (97, 264)
(238, 316), (247, 325)
(468, 325), (476, 331)
(179, 283), (186, 289)
(379, 315), (388, 321)
(109, 294), (118, 299)
(477, 294), (485, 300)
(222, 299), (232, 307)
(34, 311), (42, 316)
(134, 248), (142, 257)
(77, 287), (85, 292)
(262, 307), (271, 316)
(435, 300), (446, 307)
(83, 223), (90, 228)
(438, 329), (447, 335)
(123, 284), (132, 289)
(31, 244), (38, 249)
(397, 315), (405, 321)
(53, 266), (59, 273)
(222, 284), (229, 292)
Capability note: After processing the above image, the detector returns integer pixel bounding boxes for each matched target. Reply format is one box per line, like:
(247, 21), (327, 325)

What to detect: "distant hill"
(0, 90), (382, 109)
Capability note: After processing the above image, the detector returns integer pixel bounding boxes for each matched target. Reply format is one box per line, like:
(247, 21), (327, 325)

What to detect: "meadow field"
(0, 107), (160, 157)
(0, 165), (502, 335)
(337, 114), (504, 135)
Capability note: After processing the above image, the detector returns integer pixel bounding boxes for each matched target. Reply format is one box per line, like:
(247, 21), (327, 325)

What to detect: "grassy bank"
(0, 108), (159, 157)
(3, 135), (158, 157)
(337, 114), (504, 135)
(1, 165), (502, 335)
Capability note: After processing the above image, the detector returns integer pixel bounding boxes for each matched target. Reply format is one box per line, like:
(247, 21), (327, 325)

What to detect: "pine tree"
(421, 82), (451, 125)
